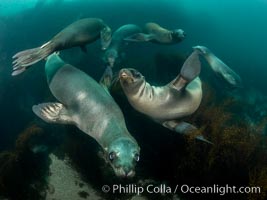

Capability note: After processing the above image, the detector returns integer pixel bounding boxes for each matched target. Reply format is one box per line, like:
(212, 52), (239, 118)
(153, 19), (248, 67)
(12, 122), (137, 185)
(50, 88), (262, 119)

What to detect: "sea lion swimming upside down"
(118, 51), (212, 143)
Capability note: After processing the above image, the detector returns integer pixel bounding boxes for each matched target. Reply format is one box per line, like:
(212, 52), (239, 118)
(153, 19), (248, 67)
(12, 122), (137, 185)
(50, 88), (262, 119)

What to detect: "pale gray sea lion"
(118, 51), (211, 143)
(125, 22), (185, 44)
(103, 24), (142, 67)
(193, 45), (242, 87)
(12, 18), (112, 76)
(32, 54), (140, 177)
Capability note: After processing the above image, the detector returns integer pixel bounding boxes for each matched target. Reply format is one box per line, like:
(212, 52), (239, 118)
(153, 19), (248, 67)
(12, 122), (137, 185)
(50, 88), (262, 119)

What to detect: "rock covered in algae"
(45, 154), (101, 200)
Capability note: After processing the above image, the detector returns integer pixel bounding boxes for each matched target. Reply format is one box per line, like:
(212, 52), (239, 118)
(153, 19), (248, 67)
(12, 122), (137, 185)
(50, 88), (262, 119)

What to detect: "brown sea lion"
(125, 22), (185, 44)
(118, 51), (212, 143)
(12, 18), (112, 76)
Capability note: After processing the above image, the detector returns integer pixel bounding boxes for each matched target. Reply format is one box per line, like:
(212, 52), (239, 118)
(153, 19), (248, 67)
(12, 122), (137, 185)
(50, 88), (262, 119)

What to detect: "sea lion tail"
(12, 41), (54, 76)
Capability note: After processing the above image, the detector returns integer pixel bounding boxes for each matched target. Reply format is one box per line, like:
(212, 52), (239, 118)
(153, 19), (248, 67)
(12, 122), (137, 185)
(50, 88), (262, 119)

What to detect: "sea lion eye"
(134, 153), (140, 162)
(109, 152), (116, 161)
(135, 72), (141, 78)
(132, 71), (141, 78)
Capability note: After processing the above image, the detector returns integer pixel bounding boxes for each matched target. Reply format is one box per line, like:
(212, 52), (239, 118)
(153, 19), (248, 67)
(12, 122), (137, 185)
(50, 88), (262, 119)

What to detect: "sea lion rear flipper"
(162, 120), (213, 144)
(171, 51), (201, 91)
(124, 33), (156, 42)
(32, 102), (74, 124)
(12, 41), (54, 76)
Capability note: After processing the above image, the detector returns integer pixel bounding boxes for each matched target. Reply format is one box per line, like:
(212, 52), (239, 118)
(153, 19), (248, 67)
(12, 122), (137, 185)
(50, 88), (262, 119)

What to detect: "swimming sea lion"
(125, 22), (185, 44)
(193, 45), (242, 87)
(118, 51), (211, 143)
(32, 53), (140, 177)
(100, 24), (142, 90)
(12, 18), (112, 76)
(103, 24), (142, 67)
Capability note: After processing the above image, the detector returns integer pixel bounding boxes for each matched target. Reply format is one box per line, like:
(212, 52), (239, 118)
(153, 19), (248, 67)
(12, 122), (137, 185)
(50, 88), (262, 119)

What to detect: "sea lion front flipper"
(32, 102), (74, 125)
(162, 120), (213, 144)
(124, 33), (156, 42)
(170, 51), (201, 91)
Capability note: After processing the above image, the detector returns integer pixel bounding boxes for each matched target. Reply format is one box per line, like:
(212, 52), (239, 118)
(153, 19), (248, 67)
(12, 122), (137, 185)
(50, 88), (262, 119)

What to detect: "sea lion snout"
(172, 29), (186, 41)
(107, 138), (140, 178)
(120, 71), (128, 78)
(119, 68), (140, 84)
(119, 69), (132, 81)
(174, 29), (186, 37)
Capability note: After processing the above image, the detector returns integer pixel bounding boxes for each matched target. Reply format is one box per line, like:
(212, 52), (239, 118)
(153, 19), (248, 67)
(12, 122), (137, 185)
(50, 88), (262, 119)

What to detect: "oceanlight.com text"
(102, 184), (261, 196)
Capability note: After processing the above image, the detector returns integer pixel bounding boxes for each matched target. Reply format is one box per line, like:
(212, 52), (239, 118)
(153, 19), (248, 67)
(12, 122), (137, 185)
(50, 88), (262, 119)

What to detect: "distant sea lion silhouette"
(103, 24), (142, 67)
(118, 51), (211, 143)
(12, 18), (112, 76)
(193, 45), (242, 87)
(100, 24), (142, 90)
(125, 22), (185, 44)
(32, 53), (140, 178)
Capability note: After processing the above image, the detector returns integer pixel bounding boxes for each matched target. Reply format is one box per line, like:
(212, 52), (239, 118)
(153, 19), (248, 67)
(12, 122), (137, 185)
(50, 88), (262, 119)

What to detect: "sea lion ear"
(101, 26), (112, 50)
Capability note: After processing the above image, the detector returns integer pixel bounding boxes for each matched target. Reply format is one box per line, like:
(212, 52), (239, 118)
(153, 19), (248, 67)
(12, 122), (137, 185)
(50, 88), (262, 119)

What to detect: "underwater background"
(0, 0), (267, 199)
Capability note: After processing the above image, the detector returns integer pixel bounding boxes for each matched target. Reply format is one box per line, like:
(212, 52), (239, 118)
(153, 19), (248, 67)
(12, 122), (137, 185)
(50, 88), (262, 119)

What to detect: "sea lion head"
(119, 68), (145, 94)
(104, 49), (118, 67)
(101, 26), (112, 50)
(171, 29), (186, 41)
(107, 137), (140, 178)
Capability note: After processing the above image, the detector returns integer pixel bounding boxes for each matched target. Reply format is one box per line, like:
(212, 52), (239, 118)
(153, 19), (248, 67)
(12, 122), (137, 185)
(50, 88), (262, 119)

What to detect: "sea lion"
(103, 24), (142, 67)
(100, 24), (142, 90)
(118, 51), (211, 143)
(32, 53), (140, 177)
(193, 45), (242, 87)
(125, 22), (185, 44)
(12, 18), (112, 76)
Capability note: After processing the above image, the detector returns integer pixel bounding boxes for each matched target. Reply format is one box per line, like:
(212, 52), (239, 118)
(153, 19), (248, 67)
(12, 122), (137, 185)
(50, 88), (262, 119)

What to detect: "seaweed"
(170, 82), (267, 199)
(0, 124), (52, 200)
